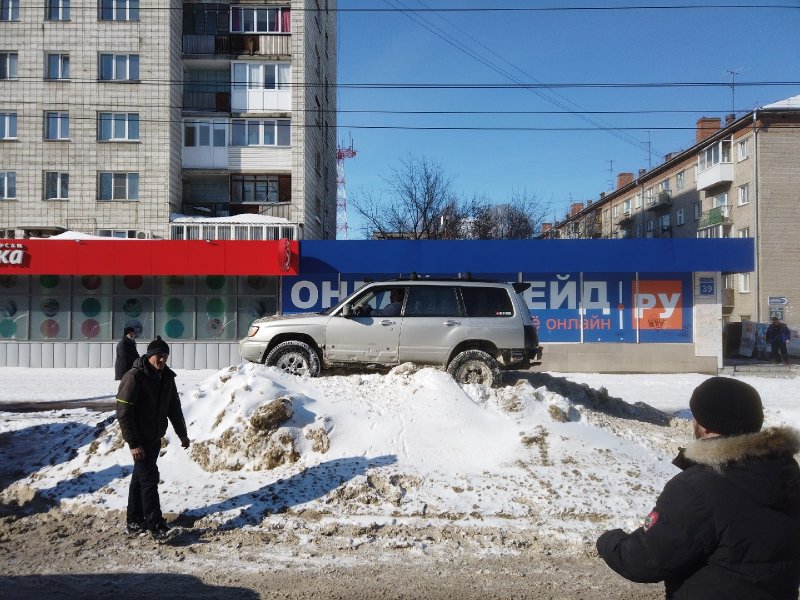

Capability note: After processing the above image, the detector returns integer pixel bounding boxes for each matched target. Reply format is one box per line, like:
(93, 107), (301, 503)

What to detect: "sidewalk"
(721, 355), (797, 378)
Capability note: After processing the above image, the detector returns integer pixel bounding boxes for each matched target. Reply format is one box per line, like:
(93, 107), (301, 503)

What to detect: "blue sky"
(335, 1), (800, 238)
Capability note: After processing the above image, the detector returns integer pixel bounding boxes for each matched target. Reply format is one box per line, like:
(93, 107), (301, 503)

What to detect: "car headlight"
(247, 325), (260, 338)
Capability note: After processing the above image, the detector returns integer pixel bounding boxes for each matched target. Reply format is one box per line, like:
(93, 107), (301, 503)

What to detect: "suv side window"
(461, 287), (514, 317)
(405, 285), (462, 317)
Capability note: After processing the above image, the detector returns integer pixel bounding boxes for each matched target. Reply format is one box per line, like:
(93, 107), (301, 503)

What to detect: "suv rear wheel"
(265, 340), (321, 377)
(447, 349), (502, 388)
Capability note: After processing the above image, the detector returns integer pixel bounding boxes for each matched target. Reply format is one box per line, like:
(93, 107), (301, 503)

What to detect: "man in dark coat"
(766, 316), (792, 365)
(597, 377), (800, 599)
(116, 336), (190, 540)
(114, 326), (139, 380)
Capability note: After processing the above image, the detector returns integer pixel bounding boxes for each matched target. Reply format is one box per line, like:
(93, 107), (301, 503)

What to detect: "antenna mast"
(336, 137), (357, 240)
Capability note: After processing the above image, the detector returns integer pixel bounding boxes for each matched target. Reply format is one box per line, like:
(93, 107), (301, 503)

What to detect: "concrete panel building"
(0, 0), (337, 240)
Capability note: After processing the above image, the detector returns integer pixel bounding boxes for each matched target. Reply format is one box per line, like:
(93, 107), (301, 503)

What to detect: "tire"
(265, 340), (321, 377)
(447, 350), (502, 388)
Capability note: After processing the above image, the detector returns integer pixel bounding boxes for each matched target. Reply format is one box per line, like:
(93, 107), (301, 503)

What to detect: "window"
(659, 214), (670, 230)
(46, 0), (70, 20)
(713, 191), (728, 209)
(98, 172), (139, 200)
(99, 0), (138, 21)
(184, 120), (227, 147)
(739, 273), (750, 293)
(98, 112), (139, 141)
(737, 138), (749, 161)
(676, 171), (685, 190)
(230, 5), (290, 33)
(635, 224), (642, 237)
(404, 286), (462, 318)
(622, 198), (631, 214)
(0, 171), (15, 199)
(722, 274), (734, 289)
(461, 287), (513, 318)
(1, 0), (19, 20)
(740, 315), (751, 322)
(676, 209), (685, 226)
(612, 204), (619, 218)
(659, 179), (670, 192)
(99, 54), (139, 81)
(46, 53), (70, 80)
(694, 202), (702, 220)
(232, 62), (290, 90)
(737, 184), (749, 205)
(230, 174), (290, 204)
(0, 53), (18, 79)
(645, 187), (654, 204)
(0, 112), (17, 139)
(44, 172), (69, 199)
(698, 140), (731, 171)
(230, 119), (290, 146)
(44, 112), (69, 140)
(646, 219), (654, 232)
(183, 4), (228, 35)
(738, 227), (750, 238)
(634, 192), (642, 209)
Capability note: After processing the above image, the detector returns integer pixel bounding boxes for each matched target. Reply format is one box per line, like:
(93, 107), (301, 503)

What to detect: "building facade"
(541, 97), (800, 326)
(0, 0), (337, 241)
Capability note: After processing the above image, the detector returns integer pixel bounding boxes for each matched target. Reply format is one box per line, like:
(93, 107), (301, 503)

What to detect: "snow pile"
(0, 363), (699, 538)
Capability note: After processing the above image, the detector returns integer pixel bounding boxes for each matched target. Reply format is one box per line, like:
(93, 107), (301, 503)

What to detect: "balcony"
(230, 34), (291, 57)
(696, 161), (734, 191)
(697, 205), (732, 230)
(180, 201), (294, 222)
(648, 190), (672, 212)
(183, 92), (231, 113)
(182, 35), (231, 55)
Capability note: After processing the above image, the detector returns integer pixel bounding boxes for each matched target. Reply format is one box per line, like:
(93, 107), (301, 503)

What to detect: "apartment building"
(0, 0), (337, 241)
(541, 96), (800, 326)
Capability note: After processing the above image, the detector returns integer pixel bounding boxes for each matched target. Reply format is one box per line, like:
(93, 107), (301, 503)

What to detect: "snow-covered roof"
(762, 94), (800, 110)
(170, 213), (290, 224)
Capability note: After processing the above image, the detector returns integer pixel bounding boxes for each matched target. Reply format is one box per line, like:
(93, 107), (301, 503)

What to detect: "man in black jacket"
(597, 376), (800, 599)
(116, 336), (190, 540)
(114, 326), (139, 380)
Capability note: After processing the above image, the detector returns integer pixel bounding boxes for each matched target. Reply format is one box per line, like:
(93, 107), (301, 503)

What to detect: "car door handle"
(443, 320), (461, 327)
(380, 320), (396, 326)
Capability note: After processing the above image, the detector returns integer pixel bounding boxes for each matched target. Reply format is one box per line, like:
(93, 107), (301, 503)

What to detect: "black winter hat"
(123, 326), (136, 336)
(689, 377), (763, 435)
(146, 336), (170, 357)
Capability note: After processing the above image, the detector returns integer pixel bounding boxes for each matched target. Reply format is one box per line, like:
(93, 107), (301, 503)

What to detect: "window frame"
(44, 171), (69, 200)
(98, 171), (139, 201)
(46, 0), (70, 20)
(98, 0), (139, 21)
(230, 5), (291, 33)
(45, 53), (70, 80)
(737, 138), (749, 161)
(676, 170), (685, 190)
(44, 111), (69, 140)
(0, 112), (17, 140)
(230, 173), (290, 205)
(0, 52), (18, 80)
(0, 171), (15, 199)
(98, 112), (140, 141)
(739, 273), (750, 293)
(232, 61), (291, 91)
(230, 119), (290, 147)
(98, 53), (140, 82)
(737, 183), (749, 206)
(1, 0), (19, 21)
(676, 208), (685, 226)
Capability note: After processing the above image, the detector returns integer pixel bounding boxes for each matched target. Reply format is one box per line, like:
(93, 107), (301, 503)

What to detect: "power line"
(11, 4), (798, 11)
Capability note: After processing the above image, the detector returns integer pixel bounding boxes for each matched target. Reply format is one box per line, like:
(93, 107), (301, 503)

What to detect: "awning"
(0, 239), (298, 276)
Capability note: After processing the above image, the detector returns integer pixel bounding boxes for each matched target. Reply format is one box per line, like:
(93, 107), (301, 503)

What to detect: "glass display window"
(237, 295), (277, 338)
(0, 295), (29, 339)
(72, 295), (112, 339)
(197, 295), (236, 340)
(155, 295), (196, 340)
(30, 295), (70, 340)
(114, 295), (154, 340)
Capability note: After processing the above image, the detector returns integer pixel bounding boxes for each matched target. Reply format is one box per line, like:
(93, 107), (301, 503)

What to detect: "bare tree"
(468, 190), (546, 239)
(351, 155), (468, 240)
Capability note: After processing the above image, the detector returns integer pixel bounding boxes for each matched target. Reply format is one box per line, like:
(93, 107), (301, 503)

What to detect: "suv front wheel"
(447, 350), (502, 388)
(265, 340), (321, 377)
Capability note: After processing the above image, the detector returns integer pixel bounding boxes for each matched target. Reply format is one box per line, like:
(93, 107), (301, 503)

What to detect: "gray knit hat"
(689, 377), (763, 435)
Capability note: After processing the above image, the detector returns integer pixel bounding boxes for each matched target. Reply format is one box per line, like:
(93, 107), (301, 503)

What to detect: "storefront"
(0, 237), (753, 372)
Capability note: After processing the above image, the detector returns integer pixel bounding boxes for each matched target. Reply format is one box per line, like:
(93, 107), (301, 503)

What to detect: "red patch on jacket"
(643, 510), (659, 532)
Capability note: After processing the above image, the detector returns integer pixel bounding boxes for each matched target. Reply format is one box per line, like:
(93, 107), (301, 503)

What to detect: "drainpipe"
(753, 110), (760, 321)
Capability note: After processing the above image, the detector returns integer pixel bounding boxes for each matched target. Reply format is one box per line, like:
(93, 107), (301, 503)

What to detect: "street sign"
(698, 277), (715, 296)
(768, 296), (788, 306)
(769, 308), (784, 320)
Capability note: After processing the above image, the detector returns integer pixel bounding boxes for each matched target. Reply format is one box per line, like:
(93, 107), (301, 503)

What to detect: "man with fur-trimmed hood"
(597, 377), (800, 599)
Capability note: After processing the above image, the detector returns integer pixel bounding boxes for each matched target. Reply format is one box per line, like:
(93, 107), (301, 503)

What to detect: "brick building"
(540, 96), (800, 325)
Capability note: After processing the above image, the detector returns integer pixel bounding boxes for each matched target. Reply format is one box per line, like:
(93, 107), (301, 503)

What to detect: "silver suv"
(239, 278), (541, 387)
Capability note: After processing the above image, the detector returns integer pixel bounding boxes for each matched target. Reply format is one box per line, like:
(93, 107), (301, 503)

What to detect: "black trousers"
(127, 439), (163, 528)
(771, 341), (789, 364)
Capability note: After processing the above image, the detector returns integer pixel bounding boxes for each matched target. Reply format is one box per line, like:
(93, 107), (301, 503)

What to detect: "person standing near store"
(766, 316), (792, 365)
(596, 377), (800, 599)
(116, 336), (190, 540)
(114, 326), (139, 380)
